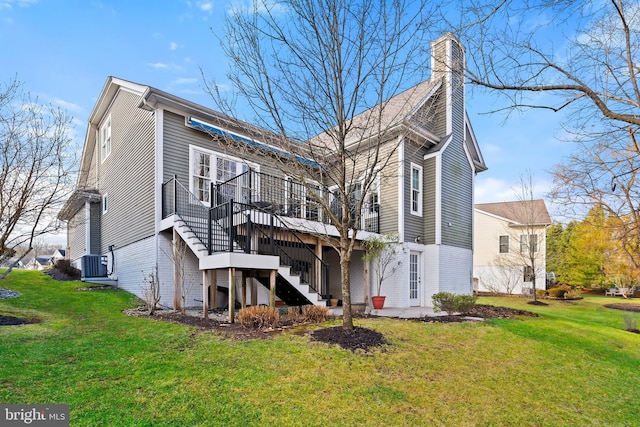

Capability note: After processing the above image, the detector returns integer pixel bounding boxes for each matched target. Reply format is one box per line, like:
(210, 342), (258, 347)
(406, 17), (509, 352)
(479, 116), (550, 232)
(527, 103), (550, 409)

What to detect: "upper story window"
(499, 235), (509, 253)
(286, 178), (322, 221)
(102, 193), (108, 214)
(410, 163), (422, 216)
(190, 146), (257, 205)
(520, 234), (538, 253)
(101, 116), (111, 162)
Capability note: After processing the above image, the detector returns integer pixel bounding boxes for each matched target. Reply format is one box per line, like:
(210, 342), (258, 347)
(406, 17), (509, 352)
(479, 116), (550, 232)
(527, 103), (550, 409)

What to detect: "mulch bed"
(604, 303), (640, 313)
(123, 304), (537, 352)
(44, 268), (81, 281)
(0, 315), (39, 326)
(41, 265), (541, 351)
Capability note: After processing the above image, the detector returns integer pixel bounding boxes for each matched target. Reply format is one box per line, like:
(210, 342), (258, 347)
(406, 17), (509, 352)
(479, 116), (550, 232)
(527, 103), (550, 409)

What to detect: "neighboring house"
(473, 200), (552, 295)
(1, 258), (25, 269)
(25, 256), (52, 271)
(50, 249), (66, 266)
(58, 34), (486, 312)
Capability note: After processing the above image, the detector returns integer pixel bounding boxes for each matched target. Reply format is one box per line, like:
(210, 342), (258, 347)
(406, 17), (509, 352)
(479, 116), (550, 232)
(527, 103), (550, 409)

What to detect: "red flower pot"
(372, 295), (386, 309)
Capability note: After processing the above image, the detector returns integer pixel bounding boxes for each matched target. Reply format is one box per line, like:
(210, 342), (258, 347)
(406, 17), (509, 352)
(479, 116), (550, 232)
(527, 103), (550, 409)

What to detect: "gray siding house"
(59, 34), (486, 315)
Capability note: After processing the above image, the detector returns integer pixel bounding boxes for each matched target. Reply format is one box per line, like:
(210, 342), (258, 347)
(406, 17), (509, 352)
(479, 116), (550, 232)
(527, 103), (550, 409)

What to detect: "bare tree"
(478, 265), (521, 295)
(550, 130), (640, 273)
(142, 264), (162, 315)
(447, 0), (639, 127)
(446, 0), (640, 245)
(509, 174), (550, 302)
(0, 77), (76, 279)
(208, 0), (440, 329)
(362, 235), (404, 297)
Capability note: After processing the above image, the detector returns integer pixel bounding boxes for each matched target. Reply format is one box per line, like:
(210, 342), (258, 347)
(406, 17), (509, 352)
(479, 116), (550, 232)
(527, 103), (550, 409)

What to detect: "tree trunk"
(340, 248), (353, 330)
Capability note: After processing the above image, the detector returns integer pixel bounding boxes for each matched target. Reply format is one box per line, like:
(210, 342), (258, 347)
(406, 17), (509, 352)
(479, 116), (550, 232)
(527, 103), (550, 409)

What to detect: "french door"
(409, 251), (420, 306)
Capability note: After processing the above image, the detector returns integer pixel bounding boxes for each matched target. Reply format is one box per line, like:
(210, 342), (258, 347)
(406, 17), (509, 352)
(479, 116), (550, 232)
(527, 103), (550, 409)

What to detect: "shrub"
(282, 305), (329, 323)
(432, 292), (457, 315)
(536, 289), (548, 298)
(237, 306), (280, 329)
(55, 259), (81, 277)
(455, 295), (477, 314)
(547, 287), (568, 298)
(301, 305), (329, 322)
(432, 292), (476, 315)
(565, 288), (582, 298)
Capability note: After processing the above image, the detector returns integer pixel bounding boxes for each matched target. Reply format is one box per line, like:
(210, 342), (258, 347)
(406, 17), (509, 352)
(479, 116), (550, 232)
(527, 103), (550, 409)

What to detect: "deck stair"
(163, 176), (329, 307)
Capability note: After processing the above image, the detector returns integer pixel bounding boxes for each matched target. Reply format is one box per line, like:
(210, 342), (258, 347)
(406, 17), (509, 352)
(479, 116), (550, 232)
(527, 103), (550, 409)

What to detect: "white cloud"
(147, 62), (168, 69)
(474, 177), (516, 203)
(51, 97), (83, 113)
(1, 0), (38, 9)
(147, 62), (185, 72)
(171, 77), (198, 85)
(169, 42), (181, 50)
(198, 1), (212, 13)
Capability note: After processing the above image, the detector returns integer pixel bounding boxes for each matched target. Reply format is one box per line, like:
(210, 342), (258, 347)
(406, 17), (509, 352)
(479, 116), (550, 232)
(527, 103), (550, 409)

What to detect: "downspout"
(85, 200), (91, 255)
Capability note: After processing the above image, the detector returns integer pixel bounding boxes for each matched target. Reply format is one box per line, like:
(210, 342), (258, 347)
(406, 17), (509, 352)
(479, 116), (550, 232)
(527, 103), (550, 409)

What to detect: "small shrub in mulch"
(44, 261), (81, 281)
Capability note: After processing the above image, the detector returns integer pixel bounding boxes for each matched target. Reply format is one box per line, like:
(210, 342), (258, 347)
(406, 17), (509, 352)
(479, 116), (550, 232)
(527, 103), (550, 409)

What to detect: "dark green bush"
(432, 292), (457, 315)
(55, 259), (81, 277)
(455, 295), (477, 314)
(432, 292), (477, 315)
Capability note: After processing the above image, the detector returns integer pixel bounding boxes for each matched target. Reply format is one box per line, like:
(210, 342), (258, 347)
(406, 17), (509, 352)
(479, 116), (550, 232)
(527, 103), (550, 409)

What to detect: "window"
(189, 146), (257, 205)
(499, 235), (509, 253)
(523, 266), (534, 282)
(101, 116), (111, 162)
(192, 149), (211, 204)
(365, 173), (380, 213)
(520, 234), (538, 253)
(410, 163), (422, 216)
(286, 178), (322, 220)
(102, 193), (108, 214)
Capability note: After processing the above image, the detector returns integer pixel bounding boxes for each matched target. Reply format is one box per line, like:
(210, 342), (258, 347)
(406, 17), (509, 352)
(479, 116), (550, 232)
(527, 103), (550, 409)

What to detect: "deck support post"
(228, 268), (236, 323)
(172, 228), (181, 310)
(315, 238), (323, 299)
(250, 276), (257, 306)
(241, 271), (247, 309)
(269, 269), (277, 307)
(202, 270), (209, 319)
(209, 270), (217, 309)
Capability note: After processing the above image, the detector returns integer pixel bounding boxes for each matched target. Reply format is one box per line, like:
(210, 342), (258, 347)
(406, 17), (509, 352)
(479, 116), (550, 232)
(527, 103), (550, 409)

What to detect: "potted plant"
(362, 235), (403, 309)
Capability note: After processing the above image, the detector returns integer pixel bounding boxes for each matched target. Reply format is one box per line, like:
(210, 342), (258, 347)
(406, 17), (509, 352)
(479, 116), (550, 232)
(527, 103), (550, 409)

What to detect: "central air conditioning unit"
(81, 255), (108, 278)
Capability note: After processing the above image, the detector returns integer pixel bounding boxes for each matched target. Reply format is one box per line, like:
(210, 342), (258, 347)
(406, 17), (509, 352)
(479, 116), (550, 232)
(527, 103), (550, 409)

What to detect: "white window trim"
(102, 193), (108, 214)
(188, 145), (259, 205)
(410, 163), (423, 216)
(100, 115), (111, 163)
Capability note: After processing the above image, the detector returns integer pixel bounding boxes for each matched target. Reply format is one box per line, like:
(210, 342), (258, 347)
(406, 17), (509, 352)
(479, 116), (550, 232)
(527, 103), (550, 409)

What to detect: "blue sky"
(1, 0), (574, 221)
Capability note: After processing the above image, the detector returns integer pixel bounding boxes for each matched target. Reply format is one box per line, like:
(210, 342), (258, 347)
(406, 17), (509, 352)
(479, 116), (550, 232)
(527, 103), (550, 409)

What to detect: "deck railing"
(215, 169), (380, 233)
(162, 176), (329, 299)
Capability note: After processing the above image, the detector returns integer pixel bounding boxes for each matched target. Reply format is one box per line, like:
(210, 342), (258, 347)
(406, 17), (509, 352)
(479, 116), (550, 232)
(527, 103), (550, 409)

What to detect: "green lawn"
(1, 270), (639, 426)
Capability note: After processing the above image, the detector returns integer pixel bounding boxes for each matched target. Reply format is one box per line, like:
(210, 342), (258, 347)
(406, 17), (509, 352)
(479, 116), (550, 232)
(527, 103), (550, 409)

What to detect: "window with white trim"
(102, 193), (108, 214)
(101, 116), (111, 162)
(189, 146), (257, 205)
(410, 163), (422, 216)
(285, 177), (322, 220)
(365, 173), (380, 213)
(520, 234), (538, 253)
(499, 235), (509, 253)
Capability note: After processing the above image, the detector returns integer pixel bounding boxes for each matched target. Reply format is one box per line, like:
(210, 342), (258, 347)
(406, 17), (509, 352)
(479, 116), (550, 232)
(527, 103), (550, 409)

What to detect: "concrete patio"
(328, 306), (447, 319)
